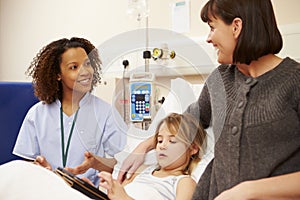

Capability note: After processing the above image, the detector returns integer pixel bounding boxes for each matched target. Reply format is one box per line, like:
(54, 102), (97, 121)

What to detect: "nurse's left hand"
(65, 151), (95, 175)
(34, 155), (52, 170)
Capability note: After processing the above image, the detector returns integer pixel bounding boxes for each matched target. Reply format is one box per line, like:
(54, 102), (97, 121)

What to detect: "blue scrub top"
(13, 93), (127, 185)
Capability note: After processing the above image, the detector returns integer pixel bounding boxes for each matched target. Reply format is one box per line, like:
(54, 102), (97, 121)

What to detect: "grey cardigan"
(188, 57), (300, 200)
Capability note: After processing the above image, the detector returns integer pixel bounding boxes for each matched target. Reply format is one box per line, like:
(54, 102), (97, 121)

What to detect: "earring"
(191, 154), (196, 160)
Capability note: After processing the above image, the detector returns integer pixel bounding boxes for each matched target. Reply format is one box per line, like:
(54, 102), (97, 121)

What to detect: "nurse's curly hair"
(26, 37), (102, 104)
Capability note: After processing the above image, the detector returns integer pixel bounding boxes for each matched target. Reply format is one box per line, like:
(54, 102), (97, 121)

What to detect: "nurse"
(13, 37), (127, 185)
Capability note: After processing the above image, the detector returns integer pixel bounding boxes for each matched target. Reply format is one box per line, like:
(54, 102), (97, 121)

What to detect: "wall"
(1, 0), (300, 106)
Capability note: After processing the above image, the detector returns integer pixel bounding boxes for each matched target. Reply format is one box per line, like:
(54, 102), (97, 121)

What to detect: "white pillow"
(113, 78), (214, 182)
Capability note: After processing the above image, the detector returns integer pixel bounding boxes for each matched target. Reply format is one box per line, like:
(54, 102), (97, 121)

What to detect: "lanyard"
(60, 107), (79, 167)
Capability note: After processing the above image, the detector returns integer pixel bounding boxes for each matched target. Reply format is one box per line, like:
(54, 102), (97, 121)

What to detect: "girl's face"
(156, 122), (192, 170)
(58, 47), (94, 97)
(206, 16), (238, 64)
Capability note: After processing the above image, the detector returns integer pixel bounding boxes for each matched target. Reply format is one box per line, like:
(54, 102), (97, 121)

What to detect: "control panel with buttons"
(129, 73), (155, 122)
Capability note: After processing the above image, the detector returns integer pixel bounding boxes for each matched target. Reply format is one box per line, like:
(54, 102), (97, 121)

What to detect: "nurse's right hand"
(34, 155), (52, 170)
(65, 151), (94, 175)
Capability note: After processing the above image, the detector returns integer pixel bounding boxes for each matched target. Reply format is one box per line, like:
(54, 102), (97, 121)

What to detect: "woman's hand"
(33, 155), (52, 170)
(215, 172), (300, 200)
(65, 151), (96, 175)
(99, 171), (133, 200)
(117, 152), (146, 183)
(214, 182), (250, 200)
(117, 136), (155, 183)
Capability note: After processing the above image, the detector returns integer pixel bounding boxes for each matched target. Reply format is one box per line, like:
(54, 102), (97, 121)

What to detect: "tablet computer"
(55, 167), (109, 200)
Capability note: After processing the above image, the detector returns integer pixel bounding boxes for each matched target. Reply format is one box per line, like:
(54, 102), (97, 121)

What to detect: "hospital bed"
(0, 82), (38, 165)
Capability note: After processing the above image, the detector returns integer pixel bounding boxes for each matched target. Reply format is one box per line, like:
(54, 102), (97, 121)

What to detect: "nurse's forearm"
(93, 156), (117, 173)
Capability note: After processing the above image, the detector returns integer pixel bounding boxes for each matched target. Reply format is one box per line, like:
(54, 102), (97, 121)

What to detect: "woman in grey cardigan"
(118, 0), (300, 199)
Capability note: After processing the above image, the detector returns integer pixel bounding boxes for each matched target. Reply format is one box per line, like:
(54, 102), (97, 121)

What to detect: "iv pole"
(128, 0), (152, 130)
(144, 15), (150, 73)
(142, 14), (152, 130)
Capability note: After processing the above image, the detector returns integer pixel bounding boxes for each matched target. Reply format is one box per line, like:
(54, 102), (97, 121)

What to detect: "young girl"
(99, 112), (207, 200)
(13, 37), (127, 185)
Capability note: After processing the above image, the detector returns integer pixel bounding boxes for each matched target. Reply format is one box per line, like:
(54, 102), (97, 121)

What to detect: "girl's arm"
(176, 177), (196, 200)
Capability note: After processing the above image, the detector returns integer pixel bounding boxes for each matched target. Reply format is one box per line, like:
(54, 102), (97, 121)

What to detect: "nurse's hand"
(81, 177), (94, 186)
(65, 151), (95, 175)
(34, 155), (52, 170)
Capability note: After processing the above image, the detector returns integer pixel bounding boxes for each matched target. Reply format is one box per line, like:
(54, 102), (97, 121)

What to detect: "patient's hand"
(99, 171), (133, 200)
(34, 155), (52, 170)
(65, 151), (95, 175)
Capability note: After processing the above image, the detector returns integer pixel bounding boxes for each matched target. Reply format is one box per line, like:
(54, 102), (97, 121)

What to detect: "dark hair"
(154, 113), (207, 175)
(26, 37), (102, 104)
(201, 0), (283, 65)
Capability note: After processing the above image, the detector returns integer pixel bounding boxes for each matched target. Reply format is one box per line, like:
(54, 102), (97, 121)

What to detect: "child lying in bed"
(75, 112), (207, 200)
(0, 113), (206, 200)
